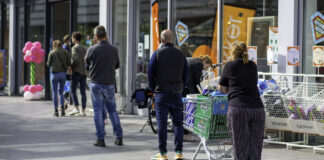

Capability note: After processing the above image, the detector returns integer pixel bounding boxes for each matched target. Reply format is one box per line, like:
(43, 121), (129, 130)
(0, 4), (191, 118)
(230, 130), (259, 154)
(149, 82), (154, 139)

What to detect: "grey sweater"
(85, 41), (120, 85)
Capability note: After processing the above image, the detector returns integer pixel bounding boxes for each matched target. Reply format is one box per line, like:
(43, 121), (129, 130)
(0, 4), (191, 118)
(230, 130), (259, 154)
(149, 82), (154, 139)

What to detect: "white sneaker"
(81, 110), (86, 116)
(69, 109), (80, 116)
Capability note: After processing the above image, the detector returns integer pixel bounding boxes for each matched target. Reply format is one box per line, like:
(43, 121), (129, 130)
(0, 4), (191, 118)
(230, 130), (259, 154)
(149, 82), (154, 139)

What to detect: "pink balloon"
(24, 55), (31, 63)
(23, 85), (29, 92)
(35, 57), (43, 64)
(24, 41), (33, 50)
(39, 49), (45, 57)
(29, 85), (37, 94)
(36, 84), (43, 92)
(33, 41), (42, 49)
(30, 55), (37, 62)
(23, 47), (28, 54)
(30, 46), (40, 56)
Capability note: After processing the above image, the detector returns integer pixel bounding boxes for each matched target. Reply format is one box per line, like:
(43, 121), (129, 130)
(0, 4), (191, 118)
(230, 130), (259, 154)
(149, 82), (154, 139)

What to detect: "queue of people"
(46, 25), (264, 160)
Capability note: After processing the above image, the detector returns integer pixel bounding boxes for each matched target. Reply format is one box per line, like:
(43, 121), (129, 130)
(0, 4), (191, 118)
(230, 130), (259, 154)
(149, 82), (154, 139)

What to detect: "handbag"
(56, 52), (72, 80)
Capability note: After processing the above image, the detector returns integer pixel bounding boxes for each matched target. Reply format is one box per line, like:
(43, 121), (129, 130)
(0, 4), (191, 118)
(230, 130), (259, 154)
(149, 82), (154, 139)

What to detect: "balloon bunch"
(23, 41), (45, 64)
(23, 84), (43, 100)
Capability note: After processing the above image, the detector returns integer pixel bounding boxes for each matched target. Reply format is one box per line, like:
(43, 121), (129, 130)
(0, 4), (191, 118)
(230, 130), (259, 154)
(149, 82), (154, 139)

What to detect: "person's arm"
(84, 47), (92, 76)
(115, 48), (120, 69)
(71, 47), (79, 67)
(148, 52), (157, 91)
(183, 57), (189, 89)
(218, 64), (229, 94)
(47, 52), (52, 67)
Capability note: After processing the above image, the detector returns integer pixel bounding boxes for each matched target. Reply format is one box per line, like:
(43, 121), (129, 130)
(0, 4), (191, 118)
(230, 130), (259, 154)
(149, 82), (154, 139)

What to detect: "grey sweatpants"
(227, 106), (265, 160)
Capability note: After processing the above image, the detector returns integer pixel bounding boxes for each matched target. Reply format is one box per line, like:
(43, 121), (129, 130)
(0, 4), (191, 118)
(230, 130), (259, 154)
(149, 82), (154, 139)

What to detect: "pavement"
(0, 96), (324, 160)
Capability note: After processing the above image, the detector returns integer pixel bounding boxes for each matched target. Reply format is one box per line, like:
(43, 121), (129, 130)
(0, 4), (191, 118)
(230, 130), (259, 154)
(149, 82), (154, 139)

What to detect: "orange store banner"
(192, 5), (256, 66)
(151, 0), (160, 51)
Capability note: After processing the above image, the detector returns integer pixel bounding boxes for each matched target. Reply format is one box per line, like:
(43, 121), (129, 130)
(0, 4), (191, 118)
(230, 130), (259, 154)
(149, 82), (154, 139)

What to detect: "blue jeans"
(90, 83), (123, 140)
(50, 72), (66, 109)
(155, 92), (183, 153)
(71, 72), (87, 109)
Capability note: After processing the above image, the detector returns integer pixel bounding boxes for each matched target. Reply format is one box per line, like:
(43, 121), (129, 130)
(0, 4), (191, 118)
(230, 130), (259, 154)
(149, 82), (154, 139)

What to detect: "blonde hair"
(231, 42), (249, 64)
(52, 40), (63, 50)
(196, 55), (212, 65)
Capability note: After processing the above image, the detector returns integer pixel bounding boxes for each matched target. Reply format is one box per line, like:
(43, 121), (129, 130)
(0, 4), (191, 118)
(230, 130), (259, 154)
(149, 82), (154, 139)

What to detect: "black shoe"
(114, 138), (123, 146)
(61, 106), (65, 116)
(64, 103), (68, 110)
(54, 109), (59, 117)
(94, 140), (106, 147)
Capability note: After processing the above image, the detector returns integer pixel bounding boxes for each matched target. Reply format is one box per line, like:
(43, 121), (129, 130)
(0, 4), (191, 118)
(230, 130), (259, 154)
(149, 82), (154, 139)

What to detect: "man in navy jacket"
(148, 30), (188, 160)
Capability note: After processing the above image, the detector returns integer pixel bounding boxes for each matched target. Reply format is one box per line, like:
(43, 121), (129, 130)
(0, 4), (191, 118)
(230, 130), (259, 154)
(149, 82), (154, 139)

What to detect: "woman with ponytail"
(218, 42), (265, 160)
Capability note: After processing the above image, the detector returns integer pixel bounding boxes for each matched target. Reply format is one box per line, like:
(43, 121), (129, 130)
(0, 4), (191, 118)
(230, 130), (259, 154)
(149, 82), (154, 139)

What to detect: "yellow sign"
(152, 1), (160, 51)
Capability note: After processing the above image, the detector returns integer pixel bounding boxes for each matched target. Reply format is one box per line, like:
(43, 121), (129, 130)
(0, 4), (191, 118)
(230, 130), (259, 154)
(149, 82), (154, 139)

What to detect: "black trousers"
(227, 106), (265, 160)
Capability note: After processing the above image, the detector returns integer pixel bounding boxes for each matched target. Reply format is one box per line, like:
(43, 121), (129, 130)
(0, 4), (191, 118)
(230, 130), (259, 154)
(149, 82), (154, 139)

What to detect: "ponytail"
(231, 42), (249, 64)
(242, 51), (249, 64)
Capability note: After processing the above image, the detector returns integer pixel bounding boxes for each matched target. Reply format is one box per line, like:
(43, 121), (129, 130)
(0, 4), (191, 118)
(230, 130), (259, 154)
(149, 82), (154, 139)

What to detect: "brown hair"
(52, 40), (62, 50)
(196, 55), (212, 65)
(94, 25), (107, 40)
(231, 42), (249, 64)
(63, 35), (70, 43)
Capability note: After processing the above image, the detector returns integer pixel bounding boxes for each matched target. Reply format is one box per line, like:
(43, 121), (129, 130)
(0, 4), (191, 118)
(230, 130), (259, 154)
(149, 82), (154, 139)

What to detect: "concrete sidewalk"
(0, 96), (323, 160)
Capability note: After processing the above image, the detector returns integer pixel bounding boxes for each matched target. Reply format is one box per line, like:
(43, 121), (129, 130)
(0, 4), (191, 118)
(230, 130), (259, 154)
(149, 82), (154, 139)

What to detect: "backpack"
(131, 88), (153, 109)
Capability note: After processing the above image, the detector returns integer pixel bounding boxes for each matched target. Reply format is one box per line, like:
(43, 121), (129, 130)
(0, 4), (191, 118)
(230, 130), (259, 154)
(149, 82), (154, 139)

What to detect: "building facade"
(1, 0), (323, 114)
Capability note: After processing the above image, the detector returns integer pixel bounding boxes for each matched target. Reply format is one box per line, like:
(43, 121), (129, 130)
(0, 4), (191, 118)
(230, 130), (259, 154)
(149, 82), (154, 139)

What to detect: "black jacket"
(187, 57), (203, 94)
(148, 43), (188, 93)
(85, 41), (120, 85)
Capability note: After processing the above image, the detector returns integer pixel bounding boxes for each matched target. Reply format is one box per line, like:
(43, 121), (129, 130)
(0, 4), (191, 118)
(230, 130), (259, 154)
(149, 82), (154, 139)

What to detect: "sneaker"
(175, 151), (184, 160)
(104, 119), (108, 125)
(81, 110), (86, 116)
(61, 106), (65, 116)
(69, 109), (80, 116)
(114, 138), (123, 146)
(151, 153), (168, 160)
(94, 140), (106, 147)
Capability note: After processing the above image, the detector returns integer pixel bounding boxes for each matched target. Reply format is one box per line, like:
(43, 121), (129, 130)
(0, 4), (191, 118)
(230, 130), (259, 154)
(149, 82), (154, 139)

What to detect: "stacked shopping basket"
(183, 93), (232, 160)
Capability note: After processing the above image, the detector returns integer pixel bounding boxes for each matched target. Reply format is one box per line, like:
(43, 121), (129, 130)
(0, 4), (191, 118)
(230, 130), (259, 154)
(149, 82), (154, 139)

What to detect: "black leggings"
(227, 106), (265, 160)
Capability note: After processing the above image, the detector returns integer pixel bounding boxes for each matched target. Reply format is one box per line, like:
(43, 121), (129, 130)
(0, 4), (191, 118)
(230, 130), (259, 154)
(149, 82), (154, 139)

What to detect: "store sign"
(269, 26), (278, 63)
(310, 12), (324, 44)
(313, 46), (324, 67)
(138, 43), (143, 57)
(0, 50), (5, 87)
(267, 46), (274, 65)
(175, 21), (189, 47)
(247, 46), (257, 64)
(287, 46), (300, 66)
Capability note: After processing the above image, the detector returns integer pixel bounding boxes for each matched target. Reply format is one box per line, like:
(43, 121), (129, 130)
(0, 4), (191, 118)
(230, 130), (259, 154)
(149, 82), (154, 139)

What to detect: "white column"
(8, 0), (16, 96)
(99, 0), (112, 41)
(126, 0), (136, 114)
(277, 0), (299, 74)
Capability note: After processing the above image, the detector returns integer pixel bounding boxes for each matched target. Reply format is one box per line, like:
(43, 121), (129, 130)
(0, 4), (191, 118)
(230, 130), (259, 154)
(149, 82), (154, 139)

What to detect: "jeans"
(90, 83), (123, 140)
(50, 72), (66, 109)
(155, 92), (183, 154)
(71, 72), (87, 109)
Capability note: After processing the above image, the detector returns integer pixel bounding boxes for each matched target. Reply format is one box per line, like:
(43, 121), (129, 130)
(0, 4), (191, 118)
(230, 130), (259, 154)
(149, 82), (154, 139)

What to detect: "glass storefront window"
(135, 0), (167, 90)
(27, 0), (45, 86)
(76, 0), (99, 47)
(113, 0), (127, 112)
(303, 1), (324, 77)
(224, 0), (278, 72)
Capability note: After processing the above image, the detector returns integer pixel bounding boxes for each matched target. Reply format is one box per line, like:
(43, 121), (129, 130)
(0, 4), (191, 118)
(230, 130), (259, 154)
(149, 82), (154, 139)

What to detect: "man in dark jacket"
(148, 30), (188, 160)
(85, 25), (123, 147)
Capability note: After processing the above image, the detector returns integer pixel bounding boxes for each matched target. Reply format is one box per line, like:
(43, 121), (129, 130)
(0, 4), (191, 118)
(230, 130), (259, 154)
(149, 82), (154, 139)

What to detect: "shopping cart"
(183, 95), (233, 160)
